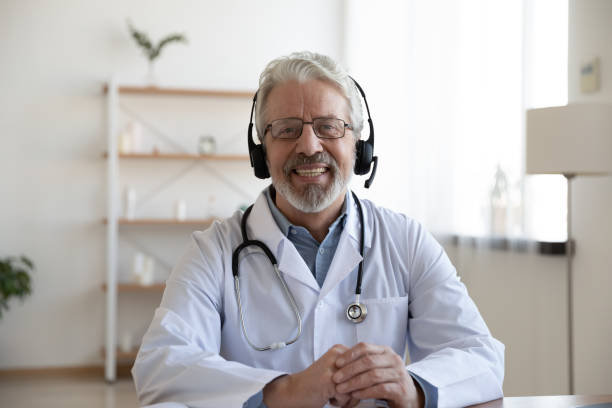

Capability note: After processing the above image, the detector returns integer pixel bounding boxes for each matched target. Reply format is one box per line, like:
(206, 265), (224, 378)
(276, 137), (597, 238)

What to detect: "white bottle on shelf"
(125, 187), (136, 220)
(132, 252), (145, 283)
(127, 121), (143, 152)
(141, 257), (155, 286)
(119, 331), (133, 353)
(175, 199), (187, 221)
(119, 131), (132, 154)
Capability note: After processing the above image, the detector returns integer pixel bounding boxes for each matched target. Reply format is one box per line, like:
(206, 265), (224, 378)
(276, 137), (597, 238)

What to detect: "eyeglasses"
(264, 117), (353, 139)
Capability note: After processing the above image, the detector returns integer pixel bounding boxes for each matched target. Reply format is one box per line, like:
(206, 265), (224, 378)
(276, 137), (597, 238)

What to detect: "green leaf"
(126, 18), (187, 62)
(20, 256), (34, 270)
(0, 254), (34, 318)
(0, 260), (8, 276)
(16, 271), (31, 295)
(154, 34), (187, 58)
(127, 19), (155, 60)
(4, 279), (15, 294)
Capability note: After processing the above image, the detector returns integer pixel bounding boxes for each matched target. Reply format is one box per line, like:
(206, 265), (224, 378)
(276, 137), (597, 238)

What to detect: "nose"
(295, 123), (323, 156)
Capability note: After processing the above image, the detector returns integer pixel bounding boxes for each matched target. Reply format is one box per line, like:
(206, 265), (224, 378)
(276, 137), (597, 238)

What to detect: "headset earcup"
(354, 140), (373, 175)
(247, 117), (270, 179)
(250, 144), (270, 179)
(246, 92), (270, 179)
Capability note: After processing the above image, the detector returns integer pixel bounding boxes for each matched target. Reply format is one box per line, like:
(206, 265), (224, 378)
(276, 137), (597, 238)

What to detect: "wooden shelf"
(101, 283), (165, 293)
(101, 347), (139, 361)
(103, 152), (249, 161)
(103, 84), (254, 98)
(103, 217), (217, 226)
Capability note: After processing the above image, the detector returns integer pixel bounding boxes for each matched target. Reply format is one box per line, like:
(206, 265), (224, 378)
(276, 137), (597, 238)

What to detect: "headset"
(246, 77), (378, 189)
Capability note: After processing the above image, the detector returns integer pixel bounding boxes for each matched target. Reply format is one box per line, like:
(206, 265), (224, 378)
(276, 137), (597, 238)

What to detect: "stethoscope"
(232, 190), (368, 351)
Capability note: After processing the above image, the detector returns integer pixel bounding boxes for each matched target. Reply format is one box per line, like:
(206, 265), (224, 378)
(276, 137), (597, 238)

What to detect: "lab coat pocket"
(355, 296), (408, 356)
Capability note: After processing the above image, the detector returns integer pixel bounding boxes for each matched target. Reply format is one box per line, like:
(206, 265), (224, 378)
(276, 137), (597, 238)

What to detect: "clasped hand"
(263, 342), (423, 408)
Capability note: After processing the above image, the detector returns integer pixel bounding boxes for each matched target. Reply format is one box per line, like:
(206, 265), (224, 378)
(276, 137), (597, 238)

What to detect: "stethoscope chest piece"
(346, 301), (367, 324)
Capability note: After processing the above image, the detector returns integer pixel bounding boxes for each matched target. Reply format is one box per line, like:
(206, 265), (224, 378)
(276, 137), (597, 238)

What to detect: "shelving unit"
(103, 84), (253, 98)
(103, 217), (218, 226)
(103, 152), (249, 160)
(102, 283), (165, 293)
(100, 347), (139, 361)
(104, 80), (255, 381)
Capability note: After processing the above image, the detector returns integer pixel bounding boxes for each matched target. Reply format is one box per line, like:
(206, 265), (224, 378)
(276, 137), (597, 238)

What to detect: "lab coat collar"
(319, 190), (372, 299)
(246, 189), (373, 297)
(345, 190), (373, 251)
(247, 192), (319, 292)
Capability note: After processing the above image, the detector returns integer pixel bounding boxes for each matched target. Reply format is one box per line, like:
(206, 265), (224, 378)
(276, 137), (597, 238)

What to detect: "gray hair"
(255, 51), (364, 141)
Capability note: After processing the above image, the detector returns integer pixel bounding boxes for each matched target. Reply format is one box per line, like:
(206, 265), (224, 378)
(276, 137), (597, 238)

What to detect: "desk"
(472, 395), (612, 407)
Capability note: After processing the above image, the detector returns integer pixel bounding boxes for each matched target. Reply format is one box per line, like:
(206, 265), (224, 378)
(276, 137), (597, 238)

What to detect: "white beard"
(270, 151), (352, 213)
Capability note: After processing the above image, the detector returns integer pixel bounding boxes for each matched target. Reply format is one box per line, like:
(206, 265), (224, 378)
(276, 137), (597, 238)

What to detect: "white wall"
(0, 0), (344, 368)
(568, 0), (612, 394)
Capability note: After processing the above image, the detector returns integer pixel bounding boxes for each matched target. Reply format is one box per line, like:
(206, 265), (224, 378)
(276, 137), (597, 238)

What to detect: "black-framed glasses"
(264, 117), (352, 139)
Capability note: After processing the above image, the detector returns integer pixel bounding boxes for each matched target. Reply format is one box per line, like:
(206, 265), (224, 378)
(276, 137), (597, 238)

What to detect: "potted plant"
(0, 255), (34, 318)
(127, 20), (188, 85)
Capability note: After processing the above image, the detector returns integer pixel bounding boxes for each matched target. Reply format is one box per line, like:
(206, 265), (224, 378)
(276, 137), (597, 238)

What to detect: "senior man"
(132, 51), (505, 408)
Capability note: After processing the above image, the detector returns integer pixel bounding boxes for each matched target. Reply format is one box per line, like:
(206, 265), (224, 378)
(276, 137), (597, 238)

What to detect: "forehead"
(265, 79), (350, 121)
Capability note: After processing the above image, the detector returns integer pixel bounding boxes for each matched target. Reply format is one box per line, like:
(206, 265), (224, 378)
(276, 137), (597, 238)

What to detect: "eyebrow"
(271, 114), (349, 122)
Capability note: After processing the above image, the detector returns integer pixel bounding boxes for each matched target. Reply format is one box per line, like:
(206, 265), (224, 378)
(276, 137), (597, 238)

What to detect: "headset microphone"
(247, 77), (377, 188)
(364, 156), (378, 188)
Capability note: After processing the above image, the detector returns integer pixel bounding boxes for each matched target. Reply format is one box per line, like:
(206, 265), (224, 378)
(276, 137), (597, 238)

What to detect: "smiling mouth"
(293, 167), (329, 177)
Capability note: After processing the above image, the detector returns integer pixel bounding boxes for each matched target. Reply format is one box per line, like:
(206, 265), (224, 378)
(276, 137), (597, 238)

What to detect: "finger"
(336, 342), (387, 368)
(322, 344), (350, 367)
(329, 392), (351, 407)
(326, 344), (350, 358)
(333, 352), (396, 384)
(336, 367), (400, 394)
(350, 382), (403, 402)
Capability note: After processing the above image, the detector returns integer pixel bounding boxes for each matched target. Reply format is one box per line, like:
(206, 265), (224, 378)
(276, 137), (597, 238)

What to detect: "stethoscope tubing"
(232, 190), (367, 351)
(234, 263), (302, 351)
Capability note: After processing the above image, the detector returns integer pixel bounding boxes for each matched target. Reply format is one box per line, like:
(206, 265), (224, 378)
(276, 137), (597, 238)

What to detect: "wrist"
(262, 374), (294, 408)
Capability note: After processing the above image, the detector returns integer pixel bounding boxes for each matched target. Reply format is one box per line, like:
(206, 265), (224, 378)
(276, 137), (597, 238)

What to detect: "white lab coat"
(132, 191), (504, 408)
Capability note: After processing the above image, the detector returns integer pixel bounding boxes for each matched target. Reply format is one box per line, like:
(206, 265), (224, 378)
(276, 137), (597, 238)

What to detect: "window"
(345, 0), (567, 241)
(523, 0), (568, 241)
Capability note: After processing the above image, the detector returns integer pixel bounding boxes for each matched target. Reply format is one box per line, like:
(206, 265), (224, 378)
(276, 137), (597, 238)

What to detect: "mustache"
(282, 152), (339, 176)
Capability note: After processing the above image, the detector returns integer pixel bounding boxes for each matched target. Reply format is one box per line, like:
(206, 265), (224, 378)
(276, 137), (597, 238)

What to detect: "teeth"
(295, 167), (326, 177)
